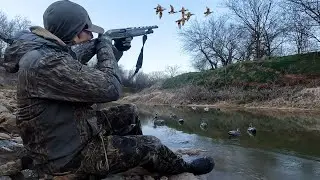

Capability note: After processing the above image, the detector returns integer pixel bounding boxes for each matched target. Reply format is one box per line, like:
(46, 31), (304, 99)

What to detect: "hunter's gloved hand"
(114, 37), (133, 51)
(95, 34), (113, 54)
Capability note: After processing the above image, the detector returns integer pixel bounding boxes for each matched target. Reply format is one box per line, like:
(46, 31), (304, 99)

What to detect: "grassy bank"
(162, 52), (320, 90)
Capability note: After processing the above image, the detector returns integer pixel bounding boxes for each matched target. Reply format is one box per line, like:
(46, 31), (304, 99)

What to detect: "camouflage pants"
(61, 104), (188, 178)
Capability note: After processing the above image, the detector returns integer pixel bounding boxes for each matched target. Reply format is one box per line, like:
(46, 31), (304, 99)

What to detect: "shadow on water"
(135, 104), (320, 180)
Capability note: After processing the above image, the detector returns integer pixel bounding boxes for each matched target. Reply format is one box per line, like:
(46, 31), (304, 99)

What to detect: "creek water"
(137, 105), (320, 180)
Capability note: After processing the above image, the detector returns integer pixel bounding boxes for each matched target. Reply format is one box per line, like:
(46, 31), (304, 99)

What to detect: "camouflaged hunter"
(1, 0), (214, 178)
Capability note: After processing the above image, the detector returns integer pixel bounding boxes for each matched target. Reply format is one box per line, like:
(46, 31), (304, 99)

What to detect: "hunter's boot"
(186, 157), (215, 175)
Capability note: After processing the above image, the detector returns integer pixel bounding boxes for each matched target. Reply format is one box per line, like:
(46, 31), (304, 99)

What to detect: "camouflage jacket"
(2, 26), (122, 172)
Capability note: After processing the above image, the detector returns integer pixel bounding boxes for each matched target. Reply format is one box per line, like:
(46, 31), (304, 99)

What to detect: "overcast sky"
(0, 0), (227, 73)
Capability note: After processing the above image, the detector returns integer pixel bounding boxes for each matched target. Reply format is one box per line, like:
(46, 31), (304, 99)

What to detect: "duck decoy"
(154, 119), (165, 126)
(228, 128), (241, 137)
(247, 123), (256, 136)
(170, 113), (177, 119)
(200, 119), (208, 130)
(178, 118), (184, 125)
(153, 113), (158, 120)
(153, 113), (165, 126)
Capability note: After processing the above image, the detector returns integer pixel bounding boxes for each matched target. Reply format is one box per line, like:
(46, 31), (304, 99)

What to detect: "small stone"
(0, 147), (13, 152)
(0, 133), (12, 140)
(0, 176), (12, 180)
(0, 113), (17, 134)
(0, 105), (9, 113)
(103, 175), (125, 180)
(168, 173), (200, 180)
(0, 160), (22, 176)
(12, 137), (22, 144)
(160, 176), (168, 180)
(52, 174), (77, 180)
(124, 175), (141, 180)
(143, 175), (155, 180)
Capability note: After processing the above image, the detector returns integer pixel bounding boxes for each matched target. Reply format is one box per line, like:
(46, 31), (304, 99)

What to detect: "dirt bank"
(118, 85), (320, 112)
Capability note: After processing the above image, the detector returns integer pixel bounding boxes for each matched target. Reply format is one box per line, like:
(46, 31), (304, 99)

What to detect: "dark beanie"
(43, 0), (90, 42)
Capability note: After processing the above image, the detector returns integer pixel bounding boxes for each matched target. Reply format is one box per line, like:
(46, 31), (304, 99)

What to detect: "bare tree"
(286, 0), (320, 25)
(190, 54), (213, 71)
(148, 71), (168, 83)
(179, 17), (243, 70)
(165, 65), (181, 78)
(236, 29), (255, 61)
(120, 68), (135, 87)
(205, 18), (243, 66)
(118, 64), (127, 82)
(0, 11), (31, 57)
(225, 0), (285, 59)
(178, 19), (217, 70)
(286, 10), (314, 53)
(132, 71), (152, 91)
(262, 12), (288, 57)
(117, 67), (160, 91)
(285, 0), (320, 43)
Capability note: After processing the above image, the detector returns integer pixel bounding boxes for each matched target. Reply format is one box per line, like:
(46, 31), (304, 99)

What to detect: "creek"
(137, 105), (320, 180)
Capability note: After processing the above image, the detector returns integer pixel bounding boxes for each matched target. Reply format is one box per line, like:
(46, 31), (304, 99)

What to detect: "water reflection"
(138, 105), (320, 159)
(137, 104), (320, 179)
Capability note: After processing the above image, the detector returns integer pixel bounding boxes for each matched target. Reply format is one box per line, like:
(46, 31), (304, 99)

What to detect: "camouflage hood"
(2, 26), (67, 73)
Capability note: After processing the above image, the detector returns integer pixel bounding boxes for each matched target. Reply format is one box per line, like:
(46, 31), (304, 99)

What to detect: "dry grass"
(119, 84), (320, 111)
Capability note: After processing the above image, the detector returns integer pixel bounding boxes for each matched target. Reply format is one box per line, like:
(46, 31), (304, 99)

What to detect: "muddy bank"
(118, 85), (320, 111)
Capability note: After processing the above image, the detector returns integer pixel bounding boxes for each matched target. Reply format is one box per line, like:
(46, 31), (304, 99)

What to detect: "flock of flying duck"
(154, 4), (213, 29)
(152, 107), (257, 138)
